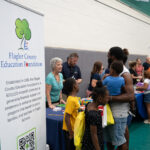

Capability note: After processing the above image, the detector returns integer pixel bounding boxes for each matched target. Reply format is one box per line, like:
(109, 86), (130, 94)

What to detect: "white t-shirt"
(120, 66), (129, 76)
(144, 78), (150, 94)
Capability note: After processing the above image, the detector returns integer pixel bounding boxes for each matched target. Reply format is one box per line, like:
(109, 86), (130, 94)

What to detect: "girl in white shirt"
(136, 70), (150, 124)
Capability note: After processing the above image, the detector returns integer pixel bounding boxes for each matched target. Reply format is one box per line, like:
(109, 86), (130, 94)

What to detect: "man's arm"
(112, 72), (134, 102)
(76, 66), (82, 84)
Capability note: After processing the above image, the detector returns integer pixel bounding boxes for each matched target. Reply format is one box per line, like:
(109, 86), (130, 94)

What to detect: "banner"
(0, 0), (46, 149)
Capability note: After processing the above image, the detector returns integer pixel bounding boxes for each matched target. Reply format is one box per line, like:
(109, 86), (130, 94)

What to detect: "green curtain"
(120, 0), (150, 17)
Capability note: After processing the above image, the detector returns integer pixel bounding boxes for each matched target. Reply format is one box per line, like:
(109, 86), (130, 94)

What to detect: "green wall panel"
(120, 0), (150, 17)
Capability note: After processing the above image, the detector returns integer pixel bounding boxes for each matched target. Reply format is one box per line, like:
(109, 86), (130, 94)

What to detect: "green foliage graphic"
(15, 18), (31, 50)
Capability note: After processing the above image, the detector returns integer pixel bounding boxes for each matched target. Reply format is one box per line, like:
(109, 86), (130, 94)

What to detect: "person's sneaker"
(144, 120), (150, 124)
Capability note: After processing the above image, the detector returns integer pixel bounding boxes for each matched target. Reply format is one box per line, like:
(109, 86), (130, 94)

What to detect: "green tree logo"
(15, 18), (31, 50)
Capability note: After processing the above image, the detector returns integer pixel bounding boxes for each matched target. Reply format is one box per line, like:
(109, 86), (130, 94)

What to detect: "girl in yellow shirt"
(63, 78), (80, 150)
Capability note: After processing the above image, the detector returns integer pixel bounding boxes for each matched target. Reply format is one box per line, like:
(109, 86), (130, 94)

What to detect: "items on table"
(80, 97), (93, 105)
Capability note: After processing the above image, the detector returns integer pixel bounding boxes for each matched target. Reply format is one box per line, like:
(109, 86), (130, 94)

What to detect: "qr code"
(17, 128), (36, 150)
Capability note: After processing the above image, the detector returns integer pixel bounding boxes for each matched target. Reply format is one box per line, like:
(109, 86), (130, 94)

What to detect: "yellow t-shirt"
(63, 96), (80, 131)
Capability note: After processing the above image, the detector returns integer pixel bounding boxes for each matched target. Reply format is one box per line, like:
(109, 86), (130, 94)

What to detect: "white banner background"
(0, 1), (46, 149)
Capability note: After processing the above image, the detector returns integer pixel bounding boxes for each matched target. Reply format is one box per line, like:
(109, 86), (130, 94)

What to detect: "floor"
(104, 119), (150, 150)
(129, 120), (150, 150)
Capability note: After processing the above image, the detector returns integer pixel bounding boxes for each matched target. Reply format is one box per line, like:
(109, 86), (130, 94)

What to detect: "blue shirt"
(88, 73), (101, 91)
(102, 76), (125, 96)
(62, 62), (82, 80)
(46, 72), (63, 103)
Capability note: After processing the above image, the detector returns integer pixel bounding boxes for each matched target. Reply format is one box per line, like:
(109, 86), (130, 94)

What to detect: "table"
(135, 93), (148, 119)
(46, 108), (65, 150)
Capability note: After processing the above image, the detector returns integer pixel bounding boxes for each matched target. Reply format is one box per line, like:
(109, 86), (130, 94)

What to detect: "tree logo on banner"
(15, 18), (31, 50)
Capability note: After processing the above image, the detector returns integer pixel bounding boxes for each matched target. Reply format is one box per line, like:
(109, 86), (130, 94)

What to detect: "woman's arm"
(131, 74), (142, 80)
(136, 83), (149, 91)
(102, 74), (110, 81)
(90, 125), (101, 150)
(46, 84), (55, 109)
(65, 113), (74, 139)
(59, 91), (66, 104)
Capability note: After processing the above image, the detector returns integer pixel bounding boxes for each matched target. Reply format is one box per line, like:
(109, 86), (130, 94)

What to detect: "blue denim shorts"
(144, 93), (150, 103)
(103, 117), (127, 146)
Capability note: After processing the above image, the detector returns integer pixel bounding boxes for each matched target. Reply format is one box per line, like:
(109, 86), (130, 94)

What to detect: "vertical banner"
(0, 1), (46, 150)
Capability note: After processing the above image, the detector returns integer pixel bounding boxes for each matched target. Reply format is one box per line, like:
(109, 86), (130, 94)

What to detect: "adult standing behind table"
(104, 47), (134, 150)
(46, 57), (65, 109)
(86, 61), (104, 97)
(129, 61), (142, 85)
(136, 58), (144, 76)
(62, 53), (82, 101)
(143, 56), (150, 71)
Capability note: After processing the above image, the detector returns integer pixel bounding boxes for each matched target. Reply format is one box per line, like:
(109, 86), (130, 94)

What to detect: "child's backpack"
(74, 111), (85, 150)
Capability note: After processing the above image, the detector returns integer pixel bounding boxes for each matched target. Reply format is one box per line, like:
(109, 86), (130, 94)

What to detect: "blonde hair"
(50, 57), (63, 71)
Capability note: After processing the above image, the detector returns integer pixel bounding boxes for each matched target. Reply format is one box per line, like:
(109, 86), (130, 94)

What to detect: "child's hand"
(69, 130), (74, 139)
(60, 99), (66, 104)
(102, 74), (110, 80)
(138, 76), (143, 79)
(79, 107), (85, 111)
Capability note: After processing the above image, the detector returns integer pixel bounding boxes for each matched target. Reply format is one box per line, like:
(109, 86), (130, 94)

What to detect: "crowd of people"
(45, 47), (150, 150)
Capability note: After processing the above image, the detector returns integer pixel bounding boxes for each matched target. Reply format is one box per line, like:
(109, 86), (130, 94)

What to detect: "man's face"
(107, 52), (113, 67)
(69, 57), (78, 67)
(147, 57), (150, 64)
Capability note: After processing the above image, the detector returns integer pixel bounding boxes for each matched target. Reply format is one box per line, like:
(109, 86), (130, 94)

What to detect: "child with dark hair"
(103, 61), (125, 96)
(82, 81), (109, 150)
(62, 78), (80, 150)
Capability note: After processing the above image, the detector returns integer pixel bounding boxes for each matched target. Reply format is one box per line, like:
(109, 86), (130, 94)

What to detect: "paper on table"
(53, 107), (62, 111)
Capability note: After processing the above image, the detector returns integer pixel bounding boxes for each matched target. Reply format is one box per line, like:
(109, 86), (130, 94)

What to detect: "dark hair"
(109, 47), (124, 61)
(129, 61), (136, 68)
(91, 81), (108, 102)
(63, 78), (76, 96)
(91, 61), (102, 75)
(68, 53), (79, 58)
(123, 48), (129, 64)
(111, 61), (123, 75)
(144, 70), (150, 79)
